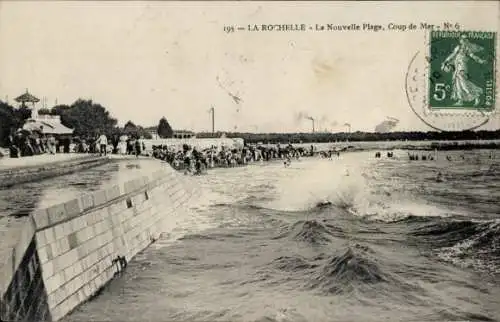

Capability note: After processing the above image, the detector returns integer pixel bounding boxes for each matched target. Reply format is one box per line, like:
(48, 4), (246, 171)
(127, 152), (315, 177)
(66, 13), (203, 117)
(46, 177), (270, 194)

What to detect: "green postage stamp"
(428, 31), (496, 111)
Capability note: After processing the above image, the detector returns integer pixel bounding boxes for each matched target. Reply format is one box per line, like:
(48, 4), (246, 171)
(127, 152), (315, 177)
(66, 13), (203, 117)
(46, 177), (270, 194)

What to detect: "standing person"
(47, 135), (57, 154)
(127, 138), (133, 155)
(97, 132), (108, 156)
(134, 137), (141, 158)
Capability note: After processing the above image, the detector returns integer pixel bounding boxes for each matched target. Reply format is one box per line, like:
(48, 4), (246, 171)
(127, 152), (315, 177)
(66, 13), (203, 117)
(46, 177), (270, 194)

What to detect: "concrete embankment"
(0, 162), (198, 321)
(0, 155), (110, 188)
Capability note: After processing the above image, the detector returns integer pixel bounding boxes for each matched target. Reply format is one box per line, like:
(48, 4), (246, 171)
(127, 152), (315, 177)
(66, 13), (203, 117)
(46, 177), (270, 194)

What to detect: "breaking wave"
(307, 246), (387, 295)
(410, 218), (500, 273)
(273, 219), (343, 244)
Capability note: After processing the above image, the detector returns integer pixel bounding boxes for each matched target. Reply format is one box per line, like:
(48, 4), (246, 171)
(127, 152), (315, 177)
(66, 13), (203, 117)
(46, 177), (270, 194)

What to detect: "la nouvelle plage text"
(224, 22), (461, 33)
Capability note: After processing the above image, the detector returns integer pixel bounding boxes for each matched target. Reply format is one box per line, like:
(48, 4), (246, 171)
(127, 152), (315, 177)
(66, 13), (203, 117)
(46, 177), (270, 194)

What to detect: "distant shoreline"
(251, 139), (500, 152)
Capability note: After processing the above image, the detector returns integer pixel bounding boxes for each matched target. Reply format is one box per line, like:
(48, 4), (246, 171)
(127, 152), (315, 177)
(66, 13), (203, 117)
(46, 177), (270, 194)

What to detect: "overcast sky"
(0, 1), (498, 132)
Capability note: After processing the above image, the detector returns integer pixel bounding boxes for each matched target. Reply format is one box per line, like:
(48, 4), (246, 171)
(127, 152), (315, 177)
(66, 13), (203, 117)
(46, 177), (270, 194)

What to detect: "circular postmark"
(405, 30), (499, 131)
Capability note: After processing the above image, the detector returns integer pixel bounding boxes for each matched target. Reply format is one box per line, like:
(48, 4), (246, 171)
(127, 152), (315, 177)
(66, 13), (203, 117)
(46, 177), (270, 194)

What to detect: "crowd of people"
(5, 130), (147, 158)
(6, 130), (64, 157)
(151, 143), (316, 175)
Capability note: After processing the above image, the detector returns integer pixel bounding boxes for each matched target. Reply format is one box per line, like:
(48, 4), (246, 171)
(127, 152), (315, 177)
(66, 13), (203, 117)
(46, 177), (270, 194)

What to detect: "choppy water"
(66, 150), (500, 322)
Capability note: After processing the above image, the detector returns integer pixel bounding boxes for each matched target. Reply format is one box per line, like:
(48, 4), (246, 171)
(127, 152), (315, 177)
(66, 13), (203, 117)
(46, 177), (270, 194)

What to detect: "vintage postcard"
(0, 1), (499, 322)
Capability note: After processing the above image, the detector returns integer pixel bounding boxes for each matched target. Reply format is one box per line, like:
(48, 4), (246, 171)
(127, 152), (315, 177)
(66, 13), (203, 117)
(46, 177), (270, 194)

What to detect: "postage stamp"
(406, 30), (499, 131)
(428, 31), (496, 111)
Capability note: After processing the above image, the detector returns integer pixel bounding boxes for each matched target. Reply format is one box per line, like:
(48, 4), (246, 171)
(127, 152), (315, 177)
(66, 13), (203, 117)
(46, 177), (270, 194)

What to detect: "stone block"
(108, 201), (127, 217)
(83, 211), (95, 226)
(38, 245), (49, 264)
(147, 181), (158, 191)
(54, 224), (65, 241)
(55, 237), (70, 258)
(45, 272), (61, 295)
(50, 239), (61, 259)
(67, 247), (79, 266)
(32, 208), (50, 230)
(67, 232), (79, 250)
(92, 221), (102, 236)
(35, 231), (47, 248)
(140, 175), (151, 187)
(47, 203), (67, 226)
(61, 221), (73, 236)
(105, 185), (122, 201)
(92, 190), (108, 208)
(45, 227), (56, 244)
(123, 179), (136, 194)
(68, 217), (82, 234)
(76, 215), (87, 231)
(78, 194), (94, 211)
(41, 260), (55, 280)
(46, 292), (59, 312)
(62, 263), (75, 286)
(131, 192), (146, 206)
(95, 208), (110, 223)
(63, 199), (81, 219)
(52, 247), (76, 274)
(76, 227), (91, 245)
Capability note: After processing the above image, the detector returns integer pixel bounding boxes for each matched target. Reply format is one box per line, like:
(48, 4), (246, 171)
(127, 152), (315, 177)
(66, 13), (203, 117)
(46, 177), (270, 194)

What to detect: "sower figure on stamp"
(441, 34), (487, 107)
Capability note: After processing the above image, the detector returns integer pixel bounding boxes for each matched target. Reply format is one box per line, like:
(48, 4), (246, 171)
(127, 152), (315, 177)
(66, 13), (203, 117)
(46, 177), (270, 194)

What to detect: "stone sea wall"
(0, 163), (197, 321)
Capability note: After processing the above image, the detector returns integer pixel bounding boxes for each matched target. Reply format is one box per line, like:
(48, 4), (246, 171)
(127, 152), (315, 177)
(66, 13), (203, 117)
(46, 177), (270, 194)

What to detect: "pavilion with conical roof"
(14, 89), (40, 107)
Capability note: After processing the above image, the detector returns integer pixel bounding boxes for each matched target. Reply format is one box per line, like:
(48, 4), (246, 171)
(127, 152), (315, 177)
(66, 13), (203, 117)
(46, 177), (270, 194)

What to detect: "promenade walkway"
(0, 153), (94, 170)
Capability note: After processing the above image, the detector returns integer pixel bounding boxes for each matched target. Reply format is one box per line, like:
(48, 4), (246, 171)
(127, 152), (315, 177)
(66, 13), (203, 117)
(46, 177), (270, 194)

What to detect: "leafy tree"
(38, 108), (52, 115)
(0, 101), (34, 146)
(48, 99), (118, 137)
(51, 104), (71, 116)
(136, 126), (153, 139)
(120, 121), (152, 139)
(0, 101), (16, 146)
(123, 120), (138, 137)
(157, 117), (173, 138)
(15, 106), (32, 122)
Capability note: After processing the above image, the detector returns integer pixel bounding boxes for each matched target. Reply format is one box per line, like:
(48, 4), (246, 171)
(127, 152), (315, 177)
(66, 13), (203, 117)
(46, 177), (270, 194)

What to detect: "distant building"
(173, 130), (195, 139)
(16, 90), (73, 135)
(24, 114), (74, 135)
(144, 128), (194, 139)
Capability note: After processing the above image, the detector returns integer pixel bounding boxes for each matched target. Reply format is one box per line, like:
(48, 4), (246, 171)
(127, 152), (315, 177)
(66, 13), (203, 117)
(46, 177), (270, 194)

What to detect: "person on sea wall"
(47, 135), (57, 154)
(9, 133), (21, 158)
(36, 136), (45, 154)
(126, 137), (133, 155)
(135, 137), (142, 158)
(63, 137), (71, 153)
(41, 136), (48, 153)
(96, 132), (108, 156)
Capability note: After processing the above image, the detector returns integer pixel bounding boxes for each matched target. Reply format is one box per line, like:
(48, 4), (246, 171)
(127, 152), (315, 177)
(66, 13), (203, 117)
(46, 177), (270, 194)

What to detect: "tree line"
(196, 130), (500, 144)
